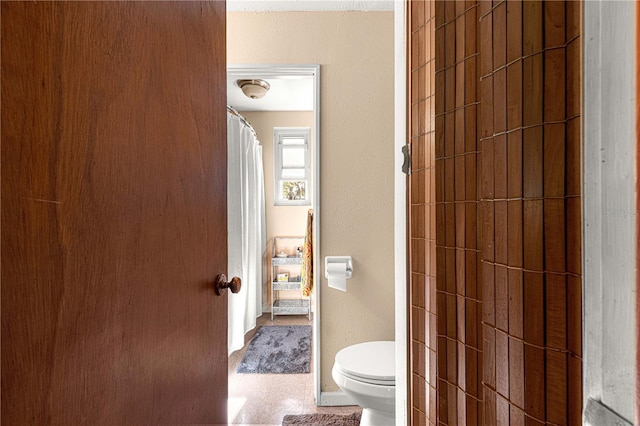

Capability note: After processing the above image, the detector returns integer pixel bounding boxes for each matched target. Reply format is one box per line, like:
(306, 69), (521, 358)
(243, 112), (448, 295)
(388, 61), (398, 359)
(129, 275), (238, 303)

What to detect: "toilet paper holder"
(324, 256), (353, 278)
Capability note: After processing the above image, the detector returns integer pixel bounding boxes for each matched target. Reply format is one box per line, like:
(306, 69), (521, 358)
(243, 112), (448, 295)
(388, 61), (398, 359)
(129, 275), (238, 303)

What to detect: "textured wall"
(228, 11), (395, 392)
(408, 1), (583, 424)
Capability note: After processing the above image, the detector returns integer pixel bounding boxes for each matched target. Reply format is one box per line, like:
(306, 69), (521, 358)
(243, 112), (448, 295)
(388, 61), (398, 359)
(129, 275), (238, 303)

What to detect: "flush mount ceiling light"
(237, 79), (270, 99)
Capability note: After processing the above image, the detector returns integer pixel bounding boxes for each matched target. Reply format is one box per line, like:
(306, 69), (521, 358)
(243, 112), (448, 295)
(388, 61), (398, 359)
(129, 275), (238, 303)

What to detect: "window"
(273, 127), (311, 206)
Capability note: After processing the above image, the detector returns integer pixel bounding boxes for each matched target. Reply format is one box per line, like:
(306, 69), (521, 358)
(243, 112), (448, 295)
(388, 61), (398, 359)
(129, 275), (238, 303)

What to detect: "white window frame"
(273, 127), (311, 206)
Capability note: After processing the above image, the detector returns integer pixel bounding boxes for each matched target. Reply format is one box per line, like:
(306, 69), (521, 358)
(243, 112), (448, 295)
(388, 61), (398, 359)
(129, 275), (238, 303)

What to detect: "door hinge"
(401, 144), (411, 176)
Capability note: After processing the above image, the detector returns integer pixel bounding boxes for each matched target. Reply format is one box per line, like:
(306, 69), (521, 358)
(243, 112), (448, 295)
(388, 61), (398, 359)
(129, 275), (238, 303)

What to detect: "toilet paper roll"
(326, 263), (348, 292)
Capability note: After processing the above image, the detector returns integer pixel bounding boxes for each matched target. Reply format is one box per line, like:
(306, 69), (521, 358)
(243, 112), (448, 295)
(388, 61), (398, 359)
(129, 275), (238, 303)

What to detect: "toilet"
(332, 341), (395, 425)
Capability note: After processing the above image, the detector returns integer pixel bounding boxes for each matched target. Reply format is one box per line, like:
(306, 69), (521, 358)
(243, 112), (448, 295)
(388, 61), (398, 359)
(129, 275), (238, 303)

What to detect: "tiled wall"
(409, 0), (437, 423)
(408, 1), (582, 424)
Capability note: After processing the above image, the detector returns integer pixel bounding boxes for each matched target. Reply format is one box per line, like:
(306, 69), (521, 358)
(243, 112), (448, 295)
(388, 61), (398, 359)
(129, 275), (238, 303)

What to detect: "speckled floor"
(228, 313), (361, 425)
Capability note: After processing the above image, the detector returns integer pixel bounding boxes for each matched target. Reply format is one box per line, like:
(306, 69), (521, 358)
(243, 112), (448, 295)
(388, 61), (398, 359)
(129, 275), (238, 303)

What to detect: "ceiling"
(227, 74), (314, 112)
(227, 0), (393, 112)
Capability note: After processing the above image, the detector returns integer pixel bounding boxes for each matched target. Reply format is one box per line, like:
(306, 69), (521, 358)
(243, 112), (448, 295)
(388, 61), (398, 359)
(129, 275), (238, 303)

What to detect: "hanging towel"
(302, 209), (314, 297)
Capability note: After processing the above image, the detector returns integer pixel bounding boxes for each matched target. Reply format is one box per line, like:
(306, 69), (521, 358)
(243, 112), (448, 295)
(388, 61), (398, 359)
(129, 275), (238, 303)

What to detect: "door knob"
(215, 274), (241, 296)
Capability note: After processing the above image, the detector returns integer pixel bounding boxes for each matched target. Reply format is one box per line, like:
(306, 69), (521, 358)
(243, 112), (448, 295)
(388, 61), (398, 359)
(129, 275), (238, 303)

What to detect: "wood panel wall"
(408, 1), (582, 424)
(409, 1), (437, 424)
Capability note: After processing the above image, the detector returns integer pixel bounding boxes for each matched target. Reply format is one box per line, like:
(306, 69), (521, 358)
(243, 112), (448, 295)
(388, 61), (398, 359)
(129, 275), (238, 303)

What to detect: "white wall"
(584, 1), (637, 423)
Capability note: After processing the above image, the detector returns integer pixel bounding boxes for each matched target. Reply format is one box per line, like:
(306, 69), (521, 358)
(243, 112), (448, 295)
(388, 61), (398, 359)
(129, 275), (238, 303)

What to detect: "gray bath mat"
(282, 412), (361, 426)
(237, 325), (311, 374)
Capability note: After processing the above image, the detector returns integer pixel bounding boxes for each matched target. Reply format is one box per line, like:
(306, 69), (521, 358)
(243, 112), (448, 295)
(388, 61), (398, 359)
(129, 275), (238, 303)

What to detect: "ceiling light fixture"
(237, 79), (270, 99)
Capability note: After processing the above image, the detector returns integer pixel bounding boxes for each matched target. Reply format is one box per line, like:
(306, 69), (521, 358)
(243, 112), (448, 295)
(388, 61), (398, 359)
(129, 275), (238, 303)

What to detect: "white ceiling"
(226, 0), (393, 111)
(227, 74), (314, 112)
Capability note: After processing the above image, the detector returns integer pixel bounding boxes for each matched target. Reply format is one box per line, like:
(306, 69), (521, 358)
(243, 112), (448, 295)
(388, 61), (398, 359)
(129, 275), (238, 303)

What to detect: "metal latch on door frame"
(401, 144), (411, 175)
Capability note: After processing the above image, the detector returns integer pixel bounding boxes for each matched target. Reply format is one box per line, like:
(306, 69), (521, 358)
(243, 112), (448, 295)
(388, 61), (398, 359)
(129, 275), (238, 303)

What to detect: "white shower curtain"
(227, 112), (266, 355)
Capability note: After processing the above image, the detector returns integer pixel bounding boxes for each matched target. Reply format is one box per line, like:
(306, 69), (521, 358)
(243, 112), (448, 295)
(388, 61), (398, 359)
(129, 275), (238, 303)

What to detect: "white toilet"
(332, 341), (395, 425)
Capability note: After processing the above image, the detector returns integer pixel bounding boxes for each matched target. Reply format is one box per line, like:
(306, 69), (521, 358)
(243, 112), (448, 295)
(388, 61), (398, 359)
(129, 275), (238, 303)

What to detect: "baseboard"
(318, 391), (356, 407)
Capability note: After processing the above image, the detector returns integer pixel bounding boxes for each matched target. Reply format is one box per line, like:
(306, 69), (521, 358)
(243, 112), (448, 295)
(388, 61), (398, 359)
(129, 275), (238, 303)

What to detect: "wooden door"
(1, 2), (228, 424)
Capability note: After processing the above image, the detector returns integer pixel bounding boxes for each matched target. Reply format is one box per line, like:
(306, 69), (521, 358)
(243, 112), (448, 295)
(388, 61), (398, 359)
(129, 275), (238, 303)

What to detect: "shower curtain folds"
(227, 110), (266, 355)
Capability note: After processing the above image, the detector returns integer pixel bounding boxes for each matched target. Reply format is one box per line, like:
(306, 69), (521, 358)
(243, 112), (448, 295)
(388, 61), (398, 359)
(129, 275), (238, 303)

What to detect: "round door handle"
(215, 274), (241, 296)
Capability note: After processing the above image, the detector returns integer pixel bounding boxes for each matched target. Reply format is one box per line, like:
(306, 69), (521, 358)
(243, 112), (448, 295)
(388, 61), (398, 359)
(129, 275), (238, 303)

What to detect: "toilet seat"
(334, 341), (395, 386)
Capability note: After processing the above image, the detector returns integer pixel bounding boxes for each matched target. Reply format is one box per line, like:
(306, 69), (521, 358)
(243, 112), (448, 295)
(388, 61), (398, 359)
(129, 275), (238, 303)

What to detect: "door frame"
(226, 63), (322, 403)
(393, 1), (409, 425)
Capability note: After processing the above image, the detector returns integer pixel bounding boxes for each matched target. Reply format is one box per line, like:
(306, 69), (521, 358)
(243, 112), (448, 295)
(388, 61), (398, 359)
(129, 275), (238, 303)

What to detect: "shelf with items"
(270, 236), (310, 321)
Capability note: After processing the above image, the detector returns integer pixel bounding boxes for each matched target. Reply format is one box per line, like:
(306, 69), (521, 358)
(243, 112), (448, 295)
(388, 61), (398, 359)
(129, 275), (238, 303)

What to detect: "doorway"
(226, 2), (397, 424)
(226, 64), (326, 424)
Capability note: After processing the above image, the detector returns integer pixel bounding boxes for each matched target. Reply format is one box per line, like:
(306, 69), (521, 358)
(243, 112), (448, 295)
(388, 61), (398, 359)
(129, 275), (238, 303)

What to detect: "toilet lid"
(334, 341), (395, 385)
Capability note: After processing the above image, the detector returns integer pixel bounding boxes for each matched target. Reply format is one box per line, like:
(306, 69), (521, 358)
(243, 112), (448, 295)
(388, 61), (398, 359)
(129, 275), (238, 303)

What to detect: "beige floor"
(228, 313), (361, 425)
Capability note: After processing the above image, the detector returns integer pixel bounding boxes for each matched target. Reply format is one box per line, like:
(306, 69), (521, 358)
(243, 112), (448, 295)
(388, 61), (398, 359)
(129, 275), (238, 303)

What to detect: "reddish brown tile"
(508, 268), (524, 339)
(435, 25), (446, 72)
(507, 200), (523, 267)
(523, 0), (543, 55)
(436, 202), (445, 247)
(482, 201), (495, 263)
(412, 239), (426, 275)
(456, 203), (466, 249)
(466, 298), (478, 349)
(457, 295), (466, 342)
(465, 105), (478, 152)
(465, 248), (478, 298)
(447, 338), (458, 385)
(524, 343), (545, 421)
(465, 153), (478, 202)
(495, 329), (509, 397)
(507, 60), (523, 131)
(494, 134), (507, 199)
(465, 200), (477, 249)
(456, 248), (466, 295)
(495, 264), (509, 331)
(465, 347), (479, 398)
(484, 387), (497, 425)
(506, 0), (522, 62)
(546, 349), (567, 424)
(445, 111), (455, 156)
(566, 40), (580, 118)
(523, 126), (543, 199)
(435, 113), (445, 158)
(497, 393), (509, 426)
(507, 130), (523, 199)
(546, 273), (567, 350)
(466, 395), (478, 426)
(510, 405), (525, 426)
(483, 324), (496, 388)
(455, 107), (465, 154)
(523, 271), (544, 346)
(445, 245), (456, 293)
(481, 75), (494, 137)
(568, 354), (583, 425)
(465, 56), (478, 104)
(465, 6), (478, 58)
(479, 13), (493, 77)
(481, 137), (495, 199)
(544, 48), (566, 122)
(456, 14), (466, 64)
(567, 275), (582, 357)
(445, 156), (455, 203)
(566, 117), (581, 197)
(544, 123), (566, 198)
(412, 305), (426, 344)
(544, 198), (567, 273)
(493, 2), (507, 69)
(523, 200), (544, 271)
(544, 0), (566, 48)
(509, 337), (525, 408)
(494, 201), (508, 264)
(566, 0), (580, 41)
(483, 261), (495, 326)
(523, 54), (543, 127)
